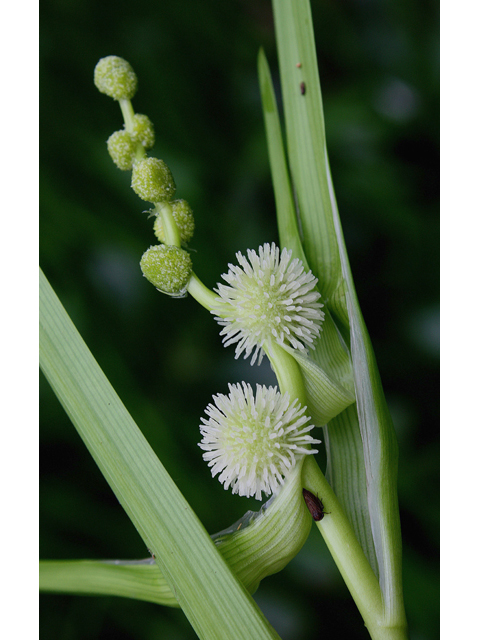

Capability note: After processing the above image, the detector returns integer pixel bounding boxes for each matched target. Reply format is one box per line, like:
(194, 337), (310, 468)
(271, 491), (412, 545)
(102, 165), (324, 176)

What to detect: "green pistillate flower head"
(131, 114), (155, 149)
(131, 157), (176, 203)
(153, 200), (195, 244)
(199, 382), (320, 500)
(94, 56), (138, 101)
(107, 130), (136, 170)
(213, 243), (325, 365)
(140, 244), (192, 297)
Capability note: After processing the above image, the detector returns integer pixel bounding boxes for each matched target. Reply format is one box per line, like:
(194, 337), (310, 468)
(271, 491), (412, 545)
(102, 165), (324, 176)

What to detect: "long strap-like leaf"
(267, 0), (406, 626)
(39, 560), (179, 607)
(271, 0), (348, 329)
(39, 268), (281, 640)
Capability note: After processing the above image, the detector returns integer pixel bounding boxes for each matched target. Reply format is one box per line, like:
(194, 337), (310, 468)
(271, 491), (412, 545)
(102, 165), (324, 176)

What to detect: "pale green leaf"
(325, 161), (405, 618)
(39, 268), (281, 640)
(281, 344), (354, 425)
(212, 459), (312, 594)
(39, 560), (179, 607)
(40, 455), (312, 610)
(268, 0), (406, 625)
(271, 0), (348, 328)
(258, 36), (371, 564)
(323, 406), (379, 578)
(258, 45), (356, 426)
(257, 47), (305, 263)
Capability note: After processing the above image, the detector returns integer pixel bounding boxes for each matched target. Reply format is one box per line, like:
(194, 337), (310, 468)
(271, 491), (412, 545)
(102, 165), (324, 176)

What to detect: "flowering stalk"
(181, 242), (394, 637)
(262, 326), (394, 640)
(153, 202), (182, 248)
(129, 123), (389, 632)
(40, 5), (408, 635)
(99, 44), (405, 639)
(263, 341), (306, 405)
(301, 456), (403, 640)
(94, 57), (330, 588)
(264, 1), (408, 636)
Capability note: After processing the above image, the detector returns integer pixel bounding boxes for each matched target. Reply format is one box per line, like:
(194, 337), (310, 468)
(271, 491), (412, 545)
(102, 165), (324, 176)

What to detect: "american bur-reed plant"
(39, 1), (409, 638)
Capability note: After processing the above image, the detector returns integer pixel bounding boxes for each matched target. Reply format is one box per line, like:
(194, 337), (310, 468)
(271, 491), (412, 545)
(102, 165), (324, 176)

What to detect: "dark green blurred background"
(40, 0), (439, 638)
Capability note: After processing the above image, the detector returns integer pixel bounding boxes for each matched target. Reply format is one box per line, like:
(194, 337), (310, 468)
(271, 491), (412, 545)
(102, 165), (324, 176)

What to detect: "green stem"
(39, 559), (179, 608)
(263, 341), (306, 405)
(187, 273), (218, 311)
(302, 455), (381, 615)
(302, 456), (407, 640)
(183, 267), (402, 639)
(119, 98), (135, 130)
(266, 342), (381, 622)
(154, 202), (181, 247)
(119, 98), (145, 162)
(264, 340), (406, 640)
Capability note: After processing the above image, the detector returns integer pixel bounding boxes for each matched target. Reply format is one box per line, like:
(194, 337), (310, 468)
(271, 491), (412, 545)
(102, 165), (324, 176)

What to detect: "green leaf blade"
(39, 560), (179, 607)
(271, 0), (347, 326)
(39, 268), (281, 640)
(269, 1), (406, 629)
(323, 406), (379, 579)
(326, 159), (406, 623)
(257, 48), (305, 263)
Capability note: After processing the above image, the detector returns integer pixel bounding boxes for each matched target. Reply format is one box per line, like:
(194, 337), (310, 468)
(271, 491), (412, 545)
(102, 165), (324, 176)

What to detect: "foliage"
(40, 0), (439, 638)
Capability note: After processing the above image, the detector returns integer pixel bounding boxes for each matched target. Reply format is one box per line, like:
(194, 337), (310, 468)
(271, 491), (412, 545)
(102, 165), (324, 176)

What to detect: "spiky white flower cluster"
(199, 382), (320, 500)
(213, 243), (325, 364)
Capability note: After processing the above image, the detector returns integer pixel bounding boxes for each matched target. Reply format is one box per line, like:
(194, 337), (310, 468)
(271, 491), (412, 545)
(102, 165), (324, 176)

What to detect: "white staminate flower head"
(213, 243), (325, 365)
(199, 382), (321, 500)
